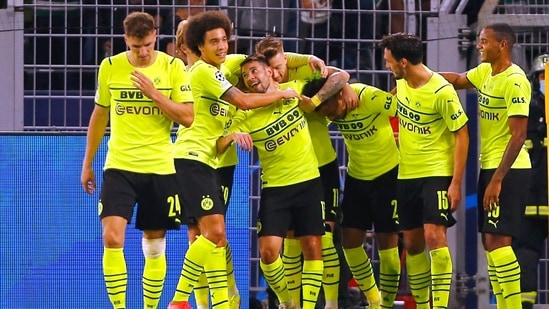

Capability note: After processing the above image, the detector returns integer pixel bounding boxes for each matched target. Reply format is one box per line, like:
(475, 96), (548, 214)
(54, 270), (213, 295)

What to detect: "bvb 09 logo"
(201, 196), (214, 210)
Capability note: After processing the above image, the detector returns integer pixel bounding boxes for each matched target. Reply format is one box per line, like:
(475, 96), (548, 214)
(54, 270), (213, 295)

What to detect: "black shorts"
(319, 159), (342, 223)
(174, 159), (226, 224)
(217, 164), (236, 210)
(258, 178), (325, 238)
(340, 166), (399, 233)
(397, 176), (457, 230)
(477, 168), (530, 237)
(99, 169), (181, 231)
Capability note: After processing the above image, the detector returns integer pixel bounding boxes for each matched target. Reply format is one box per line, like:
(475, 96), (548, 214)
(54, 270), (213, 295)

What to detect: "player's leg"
(339, 175), (380, 308)
(295, 178), (326, 309)
(318, 160), (342, 309)
(258, 185), (295, 307)
(99, 169), (139, 309)
(218, 164), (241, 308)
(482, 169), (530, 309)
(282, 232), (303, 306)
(398, 179), (430, 309)
(422, 177), (456, 309)
(138, 173), (181, 309)
(371, 167), (400, 308)
(170, 160), (226, 307)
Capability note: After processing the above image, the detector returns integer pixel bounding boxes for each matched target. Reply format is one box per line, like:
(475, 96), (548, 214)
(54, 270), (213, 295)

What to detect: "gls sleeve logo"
(511, 97), (526, 104)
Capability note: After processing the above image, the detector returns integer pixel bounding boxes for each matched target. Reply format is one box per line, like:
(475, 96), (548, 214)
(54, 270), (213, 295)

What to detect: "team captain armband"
(311, 95), (322, 107)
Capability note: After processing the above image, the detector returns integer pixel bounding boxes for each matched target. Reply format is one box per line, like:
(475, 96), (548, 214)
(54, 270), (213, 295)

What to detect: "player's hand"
(81, 166), (96, 194)
(299, 95), (317, 113)
(483, 179), (502, 211)
(281, 88), (299, 99)
(446, 181), (462, 212)
(131, 70), (156, 99)
(308, 55), (328, 78)
(341, 84), (359, 111)
(231, 132), (253, 151)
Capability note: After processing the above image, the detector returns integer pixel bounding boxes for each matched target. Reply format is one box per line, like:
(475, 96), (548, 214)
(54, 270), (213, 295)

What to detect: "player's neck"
(490, 57), (513, 75)
(405, 64), (433, 89)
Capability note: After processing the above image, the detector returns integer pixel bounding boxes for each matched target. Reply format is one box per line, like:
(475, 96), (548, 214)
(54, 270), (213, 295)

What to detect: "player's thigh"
(99, 169), (138, 222)
(135, 173), (181, 231)
(175, 159), (225, 222)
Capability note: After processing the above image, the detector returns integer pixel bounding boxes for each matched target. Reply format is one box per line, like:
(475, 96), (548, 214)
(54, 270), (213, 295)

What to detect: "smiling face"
(198, 27), (228, 68)
(241, 60), (273, 93)
(476, 28), (504, 64)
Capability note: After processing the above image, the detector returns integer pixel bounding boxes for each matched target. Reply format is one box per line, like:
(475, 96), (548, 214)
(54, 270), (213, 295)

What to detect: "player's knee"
(142, 237), (166, 258)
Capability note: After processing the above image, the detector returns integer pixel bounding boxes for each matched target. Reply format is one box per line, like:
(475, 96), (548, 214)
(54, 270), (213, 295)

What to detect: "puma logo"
(488, 219), (499, 229)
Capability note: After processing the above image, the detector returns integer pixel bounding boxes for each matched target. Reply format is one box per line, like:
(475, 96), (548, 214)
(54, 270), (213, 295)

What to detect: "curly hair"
(185, 11), (232, 57)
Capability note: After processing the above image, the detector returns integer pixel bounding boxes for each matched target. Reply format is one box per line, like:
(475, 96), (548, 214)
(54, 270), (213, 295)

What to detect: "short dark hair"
(378, 33), (424, 65)
(123, 12), (156, 39)
(185, 11), (232, 56)
(240, 54), (270, 69)
(484, 23), (516, 48)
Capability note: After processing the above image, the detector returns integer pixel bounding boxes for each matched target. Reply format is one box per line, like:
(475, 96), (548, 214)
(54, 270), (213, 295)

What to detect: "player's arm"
(285, 52), (328, 77)
(447, 124), (469, 211)
(439, 72), (474, 90)
(301, 68), (350, 112)
(217, 132), (254, 154)
(130, 70), (194, 127)
(483, 116), (528, 210)
(221, 86), (298, 110)
(81, 104), (110, 194)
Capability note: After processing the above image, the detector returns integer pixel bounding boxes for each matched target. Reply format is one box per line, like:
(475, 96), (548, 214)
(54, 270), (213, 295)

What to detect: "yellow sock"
(430, 247), (452, 308)
(225, 242), (239, 297)
(486, 251), (506, 309)
(378, 247), (401, 308)
(260, 256), (291, 303)
(343, 246), (380, 306)
(103, 247), (127, 309)
(142, 254), (166, 309)
(193, 273), (209, 309)
(302, 259), (324, 309)
(521, 291), (537, 306)
(205, 247), (229, 309)
(405, 250), (431, 309)
(172, 235), (216, 302)
(321, 232), (340, 306)
(490, 246), (521, 308)
(282, 238), (302, 304)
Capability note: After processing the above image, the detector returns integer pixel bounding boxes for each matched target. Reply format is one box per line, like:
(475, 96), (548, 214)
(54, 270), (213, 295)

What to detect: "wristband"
(311, 95), (322, 107)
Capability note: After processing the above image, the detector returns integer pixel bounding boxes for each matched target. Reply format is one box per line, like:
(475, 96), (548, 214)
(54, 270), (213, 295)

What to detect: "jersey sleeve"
(94, 57), (112, 107)
(465, 63), (487, 89)
(504, 74), (531, 117)
(170, 58), (194, 104)
(436, 86), (468, 132)
(353, 83), (396, 117)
